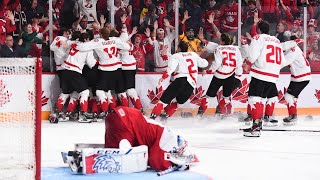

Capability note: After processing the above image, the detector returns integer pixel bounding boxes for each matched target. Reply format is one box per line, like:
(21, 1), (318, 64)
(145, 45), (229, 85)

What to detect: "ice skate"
(283, 114), (297, 126)
(58, 112), (69, 122)
(159, 112), (169, 123)
(243, 121), (262, 137)
(49, 112), (59, 123)
(197, 107), (204, 118)
(239, 114), (252, 125)
(78, 111), (93, 123)
(150, 113), (158, 120)
(263, 115), (278, 127)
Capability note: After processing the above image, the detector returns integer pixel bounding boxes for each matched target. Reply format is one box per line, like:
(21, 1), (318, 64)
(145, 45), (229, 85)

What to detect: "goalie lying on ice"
(62, 106), (199, 174)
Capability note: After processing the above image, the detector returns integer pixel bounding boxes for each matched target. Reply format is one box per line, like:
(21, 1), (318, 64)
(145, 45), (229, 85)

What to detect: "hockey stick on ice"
(157, 165), (178, 176)
(239, 128), (320, 132)
(261, 129), (320, 132)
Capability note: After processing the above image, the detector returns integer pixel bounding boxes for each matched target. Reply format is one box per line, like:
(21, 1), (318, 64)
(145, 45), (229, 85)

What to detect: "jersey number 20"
(266, 45), (281, 64)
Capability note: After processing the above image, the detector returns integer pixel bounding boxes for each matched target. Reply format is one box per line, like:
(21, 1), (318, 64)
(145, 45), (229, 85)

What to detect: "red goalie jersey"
(105, 107), (188, 171)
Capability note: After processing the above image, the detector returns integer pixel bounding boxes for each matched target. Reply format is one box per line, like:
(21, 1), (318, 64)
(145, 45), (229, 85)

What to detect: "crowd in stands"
(0, 0), (320, 72)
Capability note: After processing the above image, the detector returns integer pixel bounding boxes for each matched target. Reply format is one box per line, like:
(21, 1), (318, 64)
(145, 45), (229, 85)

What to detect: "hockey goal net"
(0, 58), (42, 180)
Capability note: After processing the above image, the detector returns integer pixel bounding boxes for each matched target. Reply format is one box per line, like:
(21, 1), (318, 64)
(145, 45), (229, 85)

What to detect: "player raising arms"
(197, 33), (243, 117)
(118, 15), (144, 112)
(150, 41), (208, 120)
(281, 36), (311, 125)
(241, 20), (286, 137)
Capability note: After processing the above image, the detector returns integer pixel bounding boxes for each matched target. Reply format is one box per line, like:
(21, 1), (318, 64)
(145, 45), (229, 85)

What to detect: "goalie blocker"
(62, 107), (199, 174)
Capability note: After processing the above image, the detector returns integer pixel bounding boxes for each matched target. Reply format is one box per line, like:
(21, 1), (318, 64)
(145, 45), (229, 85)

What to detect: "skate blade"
(58, 117), (70, 122)
(263, 122), (278, 127)
(78, 120), (93, 123)
(243, 131), (261, 137)
(283, 121), (297, 126)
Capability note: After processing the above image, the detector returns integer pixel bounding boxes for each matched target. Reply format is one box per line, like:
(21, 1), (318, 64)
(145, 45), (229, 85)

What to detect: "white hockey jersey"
(165, 52), (208, 88)
(50, 36), (69, 71)
(243, 34), (286, 83)
(281, 41), (312, 82)
(149, 28), (175, 72)
(119, 27), (137, 70)
(211, 45), (243, 79)
(203, 41), (219, 53)
(62, 41), (97, 74)
(76, 37), (131, 71)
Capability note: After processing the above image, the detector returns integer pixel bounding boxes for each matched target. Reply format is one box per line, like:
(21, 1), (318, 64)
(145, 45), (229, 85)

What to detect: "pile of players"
(49, 15), (143, 123)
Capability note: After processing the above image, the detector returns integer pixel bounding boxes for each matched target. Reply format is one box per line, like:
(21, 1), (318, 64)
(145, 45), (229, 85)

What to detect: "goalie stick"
(261, 129), (320, 132)
(239, 128), (320, 132)
(157, 165), (179, 176)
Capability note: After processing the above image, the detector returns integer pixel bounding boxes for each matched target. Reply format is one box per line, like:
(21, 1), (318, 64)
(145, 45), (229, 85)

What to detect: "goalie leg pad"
(80, 145), (148, 174)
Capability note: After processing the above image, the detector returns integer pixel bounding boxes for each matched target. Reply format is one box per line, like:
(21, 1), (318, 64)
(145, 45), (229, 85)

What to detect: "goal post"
(0, 58), (42, 180)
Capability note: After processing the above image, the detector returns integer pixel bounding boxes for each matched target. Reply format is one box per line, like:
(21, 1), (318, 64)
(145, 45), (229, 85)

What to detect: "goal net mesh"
(0, 58), (41, 180)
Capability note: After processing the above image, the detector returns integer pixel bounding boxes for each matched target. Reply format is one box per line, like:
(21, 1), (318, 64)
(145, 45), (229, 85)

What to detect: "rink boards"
(40, 73), (320, 119)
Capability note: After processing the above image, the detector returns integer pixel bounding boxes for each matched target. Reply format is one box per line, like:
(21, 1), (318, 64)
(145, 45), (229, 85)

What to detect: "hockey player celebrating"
(150, 41), (208, 120)
(281, 36), (311, 125)
(197, 33), (243, 116)
(118, 15), (144, 112)
(49, 28), (71, 122)
(241, 20), (286, 137)
(76, 27), (131, 113)
(62, 106), (198, 174)
(50, 33), (97, 123)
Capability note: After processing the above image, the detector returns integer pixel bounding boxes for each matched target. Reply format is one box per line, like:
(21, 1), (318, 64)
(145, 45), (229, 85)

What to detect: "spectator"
(45, 0), (64, 22)
(72, 14), (90, 32)
(0, 10), (16, 45)
(202, 0), (221, 42)
(276, 21), (290, 42)
(220, 0), (238, 37)
(285, 19), (303, 38)
(96, 0), (109, 23)
(25, 0), (46, 23)
(19, 24), (47, 56)
(154, 0), (168, 29)
(242, 0), (263, 33)
(12, 3), (27, 41)
(130, 0), (144, 27)
(184, 0), (203, 34)
(307, 37), (320, 71)
(131, 33), (154, 72)
(77, 0), (98, 22)
(140, 0), (153, 20)
(0, 35), (24, 57)
(139, 4), (158, 33)
(307, 19), (319, 49)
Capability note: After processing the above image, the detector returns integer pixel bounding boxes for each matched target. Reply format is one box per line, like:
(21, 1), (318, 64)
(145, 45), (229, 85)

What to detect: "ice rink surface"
(42, 114), (320, 180)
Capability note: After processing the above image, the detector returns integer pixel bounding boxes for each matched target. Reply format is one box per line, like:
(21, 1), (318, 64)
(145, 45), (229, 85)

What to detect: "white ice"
(42, 114), (320, 180)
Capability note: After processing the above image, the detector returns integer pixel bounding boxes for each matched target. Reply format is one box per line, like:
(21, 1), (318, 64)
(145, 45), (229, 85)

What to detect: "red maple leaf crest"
(278, 87), (288, 105)
(315, 89), (320, 103)
(0, 80), (12, 107)
(189, 86), (205, 105)
(42, 91), (49, 106)
(231, 78), (250, 103)
(147, 86), (164, 104)
(28, 91), (49, 107)
(217, 78), (249, 103)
